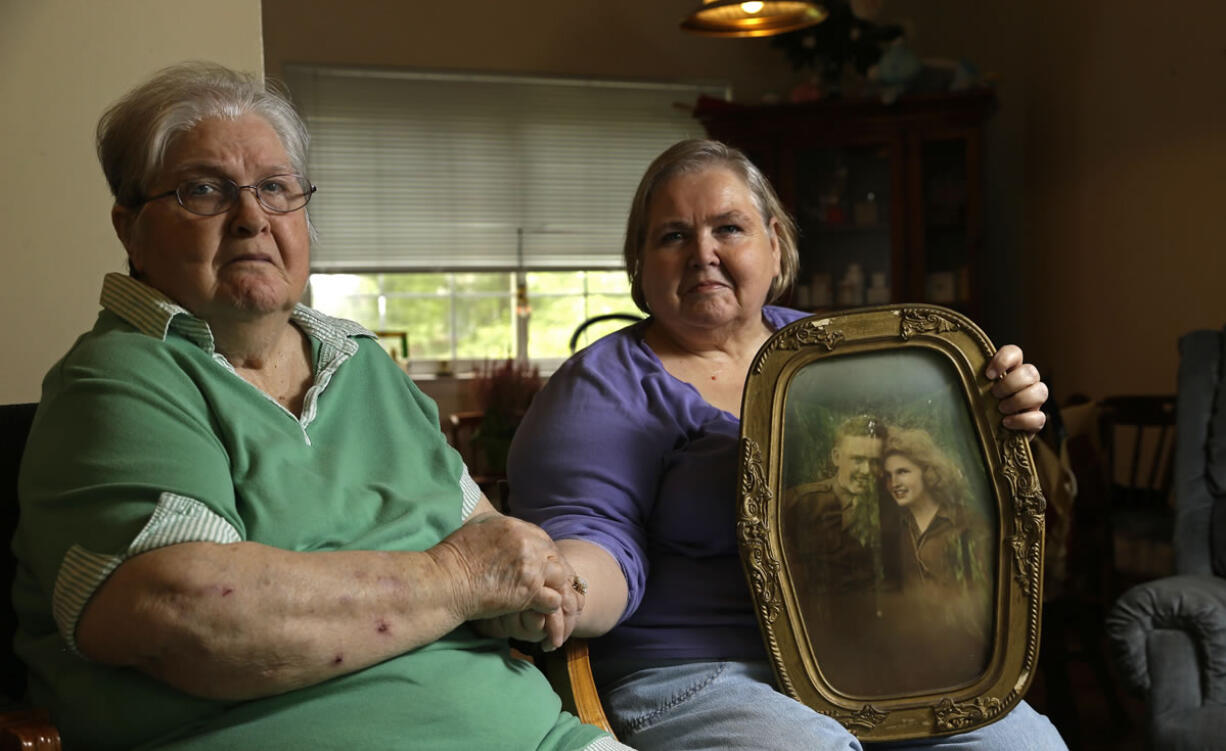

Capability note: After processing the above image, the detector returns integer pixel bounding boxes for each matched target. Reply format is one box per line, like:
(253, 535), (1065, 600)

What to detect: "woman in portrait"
(880, 426), (995, 690)
(883, 427), (992, 592)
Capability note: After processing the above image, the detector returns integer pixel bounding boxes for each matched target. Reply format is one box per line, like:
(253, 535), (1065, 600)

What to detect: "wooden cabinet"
(695, 90), (995, 317)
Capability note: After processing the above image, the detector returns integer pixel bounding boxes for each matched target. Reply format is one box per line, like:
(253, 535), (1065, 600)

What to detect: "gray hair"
(622, 139), (799, 314)
(97, 61), (310, 211)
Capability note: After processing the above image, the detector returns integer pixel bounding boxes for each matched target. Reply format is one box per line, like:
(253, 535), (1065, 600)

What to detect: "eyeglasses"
(142, 174), (317, 216)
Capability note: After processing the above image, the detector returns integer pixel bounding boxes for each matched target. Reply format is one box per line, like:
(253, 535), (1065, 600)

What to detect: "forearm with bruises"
(76, 540), (469, 701)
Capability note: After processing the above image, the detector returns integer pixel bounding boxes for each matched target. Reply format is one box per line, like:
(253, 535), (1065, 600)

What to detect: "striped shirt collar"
(99, 272), (374, 355)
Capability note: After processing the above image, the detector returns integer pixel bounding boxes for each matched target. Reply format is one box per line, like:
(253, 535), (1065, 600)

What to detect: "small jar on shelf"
(837, 263), (865, 307)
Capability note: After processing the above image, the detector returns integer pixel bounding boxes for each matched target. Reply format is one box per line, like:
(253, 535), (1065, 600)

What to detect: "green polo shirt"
(12, 274), (610, 751)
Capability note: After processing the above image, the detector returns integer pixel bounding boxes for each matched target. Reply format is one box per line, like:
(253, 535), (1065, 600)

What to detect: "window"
(284, 65), (725, 373)
(309, 270), (636, 370)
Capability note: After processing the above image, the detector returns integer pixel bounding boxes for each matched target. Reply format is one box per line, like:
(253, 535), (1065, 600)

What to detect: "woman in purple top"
(506, 140), (1065, 750)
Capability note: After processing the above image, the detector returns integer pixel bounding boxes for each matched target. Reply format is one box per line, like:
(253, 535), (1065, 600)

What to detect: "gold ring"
(572, 575), (588, 595)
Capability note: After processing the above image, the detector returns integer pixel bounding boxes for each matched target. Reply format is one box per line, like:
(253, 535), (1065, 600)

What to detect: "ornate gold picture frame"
(737, 306), (1045, 741)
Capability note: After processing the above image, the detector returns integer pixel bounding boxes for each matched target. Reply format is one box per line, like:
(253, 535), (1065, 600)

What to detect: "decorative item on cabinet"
(852, 191), (879, 226)
(816, 160), (849, 225)
(836, 262), (865, 306)
(865, 271), (890, 304)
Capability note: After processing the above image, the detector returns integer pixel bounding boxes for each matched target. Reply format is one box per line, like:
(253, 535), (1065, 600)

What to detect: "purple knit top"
(507, 306), (809, 665)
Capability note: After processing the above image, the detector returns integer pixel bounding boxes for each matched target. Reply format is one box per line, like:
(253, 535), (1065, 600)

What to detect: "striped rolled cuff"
(460, 465), (482, 519)
(52, 492), (242, 654)
(583, 736), (633, 751)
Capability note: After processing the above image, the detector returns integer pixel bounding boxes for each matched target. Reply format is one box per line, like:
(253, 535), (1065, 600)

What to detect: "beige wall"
(262, 0), (798, 104)
(901, 0), (1226, 399)
(0, 0), (263, 403)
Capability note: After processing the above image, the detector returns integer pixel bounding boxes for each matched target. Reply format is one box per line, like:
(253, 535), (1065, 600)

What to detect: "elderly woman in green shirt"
(12, 62), (625, 751)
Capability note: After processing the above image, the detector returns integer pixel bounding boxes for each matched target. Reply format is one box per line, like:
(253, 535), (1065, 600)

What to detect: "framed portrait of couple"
(736, 305), (1046, 742)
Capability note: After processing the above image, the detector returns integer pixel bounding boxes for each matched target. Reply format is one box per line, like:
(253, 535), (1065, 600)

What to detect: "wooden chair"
(1034, 395), (1175, 747)
(1098, 394), (1177, 596)
(0, 402), (610, 746)
(1035, 400), (1132, 747)
(535, 639), (613, 735)
(568, 313), (643, 354)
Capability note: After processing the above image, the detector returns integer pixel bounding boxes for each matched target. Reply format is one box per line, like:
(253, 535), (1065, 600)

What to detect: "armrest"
(0, 707), (62, 750)
(1105, 574), (1226, 702)
(517, 639), (613, 736)
(540, 639), (613, 736)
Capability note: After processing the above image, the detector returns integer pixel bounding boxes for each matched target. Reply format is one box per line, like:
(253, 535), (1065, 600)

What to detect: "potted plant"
(468, 358), (543, 475)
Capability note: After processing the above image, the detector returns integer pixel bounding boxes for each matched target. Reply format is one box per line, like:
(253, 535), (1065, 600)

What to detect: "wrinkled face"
(639, 167), (781, 336)
(112, 114), (310, 324)
(884, 453), (926, 508)
(831, 435), (884, 495)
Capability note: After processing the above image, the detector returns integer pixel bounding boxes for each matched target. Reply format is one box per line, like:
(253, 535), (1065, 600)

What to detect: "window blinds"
(284, 66), (726, 271)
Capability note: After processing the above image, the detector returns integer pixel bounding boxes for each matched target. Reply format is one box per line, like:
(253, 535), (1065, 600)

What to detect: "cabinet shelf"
(695, 90), (995, 318)
(809, 223), (890, 234)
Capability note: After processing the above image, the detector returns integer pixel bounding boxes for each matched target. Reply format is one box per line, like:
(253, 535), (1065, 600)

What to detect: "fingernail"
(985, 368), (998, 380)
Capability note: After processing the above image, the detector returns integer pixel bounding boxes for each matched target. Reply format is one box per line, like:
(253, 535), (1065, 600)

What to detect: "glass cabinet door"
(793, 143), (894, 310)
(696, 91), (993, 316)
(919, 138), (973, 308)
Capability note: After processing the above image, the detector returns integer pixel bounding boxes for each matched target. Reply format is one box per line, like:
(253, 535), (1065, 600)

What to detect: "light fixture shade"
(681, 0), (827, 38)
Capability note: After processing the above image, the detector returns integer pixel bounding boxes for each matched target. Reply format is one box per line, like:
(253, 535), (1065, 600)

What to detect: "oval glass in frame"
(736, 305), (1046, 741)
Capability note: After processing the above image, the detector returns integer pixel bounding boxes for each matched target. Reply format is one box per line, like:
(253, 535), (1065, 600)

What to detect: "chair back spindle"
(1097, 395), (1177, 594)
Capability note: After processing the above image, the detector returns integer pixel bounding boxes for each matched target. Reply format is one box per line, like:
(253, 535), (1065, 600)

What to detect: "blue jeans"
(597, 660), (1067, 750)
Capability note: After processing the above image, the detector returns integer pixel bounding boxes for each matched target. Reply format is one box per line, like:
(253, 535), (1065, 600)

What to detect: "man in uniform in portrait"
(783, 415), (900, 593)
(781, 415), (901, 696)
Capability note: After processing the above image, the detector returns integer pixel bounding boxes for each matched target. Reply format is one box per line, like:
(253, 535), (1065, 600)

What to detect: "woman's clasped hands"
(431, 511), (584, 651)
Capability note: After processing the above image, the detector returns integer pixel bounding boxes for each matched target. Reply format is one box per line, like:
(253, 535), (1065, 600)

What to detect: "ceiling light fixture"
(681, 0), (828, 38)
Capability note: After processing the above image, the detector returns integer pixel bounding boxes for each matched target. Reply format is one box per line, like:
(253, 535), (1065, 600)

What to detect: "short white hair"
(97, 61), (310, 210)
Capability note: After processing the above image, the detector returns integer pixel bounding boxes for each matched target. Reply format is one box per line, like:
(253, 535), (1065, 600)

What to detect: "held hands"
(986, 344), (1050, 435)
(431, 512), (584, 651)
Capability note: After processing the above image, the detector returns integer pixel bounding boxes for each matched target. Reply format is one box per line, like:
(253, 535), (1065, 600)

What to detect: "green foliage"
(527, 271), (636, 358)
(310, 270), (635, 365)
(529, 295), (587, 358)
(456, 297), (514, 360)
(526, 271), (582, 294)
(323, 295), (380, 329)
(783, 402), (837, 488)
(384, 296), (450, 359)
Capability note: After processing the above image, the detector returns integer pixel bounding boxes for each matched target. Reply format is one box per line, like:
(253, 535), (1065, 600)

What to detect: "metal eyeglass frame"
(141, 174), (317, 216)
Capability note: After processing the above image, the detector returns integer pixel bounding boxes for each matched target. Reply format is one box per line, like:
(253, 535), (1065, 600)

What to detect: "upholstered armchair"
(1106, 330), (1226, 749)
(1, 402), (61, 749)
